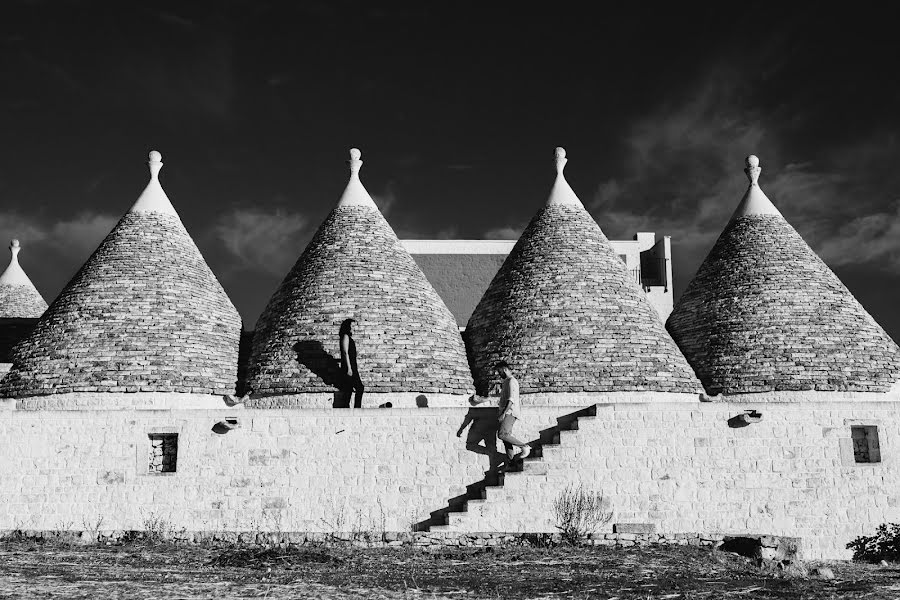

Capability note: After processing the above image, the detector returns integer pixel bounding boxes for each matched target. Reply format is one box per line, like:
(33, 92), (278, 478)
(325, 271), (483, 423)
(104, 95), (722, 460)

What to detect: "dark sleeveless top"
(340, 334), (358, 372)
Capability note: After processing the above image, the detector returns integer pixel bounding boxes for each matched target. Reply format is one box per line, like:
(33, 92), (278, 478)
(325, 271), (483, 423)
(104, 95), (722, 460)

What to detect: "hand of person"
(456, 428), (463, 437)
(346, 368), (352, 377)
(468, 395), (478, 406)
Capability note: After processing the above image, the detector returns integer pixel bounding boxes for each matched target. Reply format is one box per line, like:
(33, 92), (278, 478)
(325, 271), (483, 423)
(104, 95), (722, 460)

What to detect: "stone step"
(424, 405), (597, 533)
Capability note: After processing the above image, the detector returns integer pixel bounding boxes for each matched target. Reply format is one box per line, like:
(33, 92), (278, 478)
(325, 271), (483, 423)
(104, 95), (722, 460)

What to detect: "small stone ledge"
(13, 393), (236, 411)
(245, 392), (472, 409)
(714, 390), (900, 403)
(243, 391), (700, 409)
(0, 529), (761, 551)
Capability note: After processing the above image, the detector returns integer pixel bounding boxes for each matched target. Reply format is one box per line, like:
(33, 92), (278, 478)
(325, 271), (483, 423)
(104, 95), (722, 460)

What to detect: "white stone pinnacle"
(337, 147), (379, 209)
(129, 150), (180, 216)
(0, 239), (38, 287)
(546, 146), (584, 207)
(729, 154), (783, 221)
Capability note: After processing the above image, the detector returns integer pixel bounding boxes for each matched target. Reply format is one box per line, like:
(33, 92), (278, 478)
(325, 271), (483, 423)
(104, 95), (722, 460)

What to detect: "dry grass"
(1, 538), (899, 599)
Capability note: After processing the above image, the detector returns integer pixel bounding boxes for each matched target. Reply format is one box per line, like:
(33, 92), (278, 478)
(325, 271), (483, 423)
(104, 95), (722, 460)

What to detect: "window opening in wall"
(851, 426), (881, 463)
(148, 433), (178, 473)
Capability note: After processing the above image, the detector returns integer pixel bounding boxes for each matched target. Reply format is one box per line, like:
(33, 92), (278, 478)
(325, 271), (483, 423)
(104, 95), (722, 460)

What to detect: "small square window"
(851, 426), (881, 464)
(148, 433), (178, 474)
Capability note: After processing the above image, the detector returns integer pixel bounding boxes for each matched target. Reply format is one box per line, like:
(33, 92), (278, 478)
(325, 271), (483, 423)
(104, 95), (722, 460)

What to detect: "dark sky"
(2, 2), (899, 338)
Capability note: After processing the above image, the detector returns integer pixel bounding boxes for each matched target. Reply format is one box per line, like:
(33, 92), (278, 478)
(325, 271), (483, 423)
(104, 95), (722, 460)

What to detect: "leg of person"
(498, 415), (531, 459)
(351, 371), (364, 409)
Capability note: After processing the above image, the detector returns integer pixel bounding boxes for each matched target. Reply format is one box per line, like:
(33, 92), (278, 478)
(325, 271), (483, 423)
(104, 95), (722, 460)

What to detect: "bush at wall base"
(847, 523), (900, 562)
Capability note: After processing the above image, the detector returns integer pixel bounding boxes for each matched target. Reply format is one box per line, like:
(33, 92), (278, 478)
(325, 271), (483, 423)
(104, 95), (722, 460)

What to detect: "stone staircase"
(416, 404), (598, 532)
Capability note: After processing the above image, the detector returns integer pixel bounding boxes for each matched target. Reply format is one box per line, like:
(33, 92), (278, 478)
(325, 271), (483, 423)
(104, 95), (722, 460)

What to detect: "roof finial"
(337, 147), (378, 208)
(546, 146), (583, 207)
(744, 155), (761, 186)
(9, 239), (20, 261)
(148, 150), (163, 180)
(349, 148), (362, 176)
(554, 146), (567, 174)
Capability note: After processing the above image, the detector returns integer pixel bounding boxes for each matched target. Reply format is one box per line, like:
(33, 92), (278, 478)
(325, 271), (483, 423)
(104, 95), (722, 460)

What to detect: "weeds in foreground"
(141, 511), (177, 542)
(552, 483), (612, 545)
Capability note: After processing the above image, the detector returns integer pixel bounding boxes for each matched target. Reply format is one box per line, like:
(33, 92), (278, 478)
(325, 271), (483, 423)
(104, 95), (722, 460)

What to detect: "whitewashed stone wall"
(0, 402), (896, 559)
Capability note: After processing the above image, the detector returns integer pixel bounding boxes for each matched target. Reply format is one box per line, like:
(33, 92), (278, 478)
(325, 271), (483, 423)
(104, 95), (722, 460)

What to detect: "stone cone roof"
(0, 240), (48, 318)
(247, 149), (472, 396)
(466, 148), (702, 395)
(0, 151), (242, 398)
(667, 155), (900, 395)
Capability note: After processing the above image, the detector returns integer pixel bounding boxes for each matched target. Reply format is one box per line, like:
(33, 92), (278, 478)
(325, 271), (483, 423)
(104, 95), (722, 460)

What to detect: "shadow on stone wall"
(236, 330), (254, 396)
(457, 408), (505, 470)
(292, 340), (353, 408)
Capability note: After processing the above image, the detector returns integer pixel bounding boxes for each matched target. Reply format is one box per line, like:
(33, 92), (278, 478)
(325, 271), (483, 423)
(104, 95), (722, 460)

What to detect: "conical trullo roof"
(0, 151), (242, 398)
(667, 155), (900, 395)
(247, 149), (472, 397)
(466, 148), (701, 395)
(0, 240), (48, 318)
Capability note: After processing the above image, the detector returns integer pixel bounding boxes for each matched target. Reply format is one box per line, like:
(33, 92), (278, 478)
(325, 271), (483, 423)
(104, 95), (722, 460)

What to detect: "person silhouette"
(339, 318), (364, 408)
(469, 360), (531, 464)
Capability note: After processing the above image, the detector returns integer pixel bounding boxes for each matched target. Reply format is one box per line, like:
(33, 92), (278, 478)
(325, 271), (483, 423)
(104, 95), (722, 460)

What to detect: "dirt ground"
(1, 539), (899, 599)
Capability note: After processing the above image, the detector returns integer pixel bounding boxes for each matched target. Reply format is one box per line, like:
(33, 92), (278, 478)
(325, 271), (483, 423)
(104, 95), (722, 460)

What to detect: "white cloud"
(577, 66), (900, 292)
(212, 207), (309, 274)
(0, 211), (117, 257)
(483, 225), (524, 240)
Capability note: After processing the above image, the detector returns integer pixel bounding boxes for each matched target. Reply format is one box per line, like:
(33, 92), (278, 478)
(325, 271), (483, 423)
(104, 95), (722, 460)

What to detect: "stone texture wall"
(0, 212), (242, 397)
(0, 403), (896, 559)
(248, 206), (472, 396)
(466, 204), (700, 395)
(0, 284), (47, 319)
(667, 215), (900, 395)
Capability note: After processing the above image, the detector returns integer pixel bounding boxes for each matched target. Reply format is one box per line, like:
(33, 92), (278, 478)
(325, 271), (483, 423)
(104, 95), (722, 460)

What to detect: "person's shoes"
(519, 445), (532, 460)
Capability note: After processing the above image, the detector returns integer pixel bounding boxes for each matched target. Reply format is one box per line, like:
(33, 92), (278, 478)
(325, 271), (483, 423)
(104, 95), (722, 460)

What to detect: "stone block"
(613, 523), (656, 534)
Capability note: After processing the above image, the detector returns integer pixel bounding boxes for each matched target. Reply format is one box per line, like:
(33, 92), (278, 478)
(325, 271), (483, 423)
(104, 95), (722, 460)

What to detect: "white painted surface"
(545, 147), (584, 207)
(730, 155), (784, 221)
(1, 401), (898, 559)
(401, 238), (653, 258)
(128, 151), (180, 216)
(336, 148), (379, 209)
(402, 240), (516, 254)
(0, 240), (36, 287)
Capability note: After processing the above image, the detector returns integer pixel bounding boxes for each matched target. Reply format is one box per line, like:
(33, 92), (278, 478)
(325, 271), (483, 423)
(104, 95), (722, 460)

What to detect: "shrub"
(847, 523), (900, 562)
(552, 483), (612, 544)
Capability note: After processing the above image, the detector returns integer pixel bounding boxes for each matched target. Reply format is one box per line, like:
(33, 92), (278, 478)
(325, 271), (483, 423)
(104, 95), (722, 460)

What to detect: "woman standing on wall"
(339, 318), (365, 408)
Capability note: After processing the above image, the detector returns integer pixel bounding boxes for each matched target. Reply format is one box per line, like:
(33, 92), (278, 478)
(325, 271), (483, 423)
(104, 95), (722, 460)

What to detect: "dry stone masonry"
(0, 240), (48, 364)
(1, 149), (899, 561)
(0, 152), (242, 398)
(0, 240), (48, 319)
(466, 148), (701, 395)
(248, 149), (472, 397)
(667, 156), (900, 395)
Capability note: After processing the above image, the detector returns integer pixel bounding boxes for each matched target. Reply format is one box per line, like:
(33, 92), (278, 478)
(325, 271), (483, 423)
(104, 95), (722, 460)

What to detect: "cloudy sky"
(2, 2), (899, 337)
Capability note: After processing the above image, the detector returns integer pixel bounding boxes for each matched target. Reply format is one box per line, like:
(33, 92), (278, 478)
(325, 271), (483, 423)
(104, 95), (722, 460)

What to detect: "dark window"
(148, 433), (178, 473)
(851, 426), (881, 463)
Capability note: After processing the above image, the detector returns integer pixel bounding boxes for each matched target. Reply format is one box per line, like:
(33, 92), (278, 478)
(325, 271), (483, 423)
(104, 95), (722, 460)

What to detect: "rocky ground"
(1, 539), (898, 599)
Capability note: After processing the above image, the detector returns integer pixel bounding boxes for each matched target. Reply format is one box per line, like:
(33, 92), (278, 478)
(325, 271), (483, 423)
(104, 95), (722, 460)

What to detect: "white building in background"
(403, 231), (674, 326)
